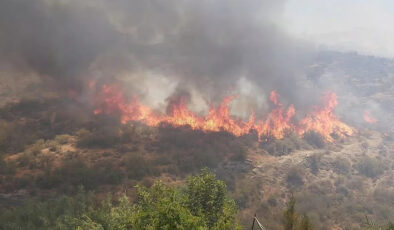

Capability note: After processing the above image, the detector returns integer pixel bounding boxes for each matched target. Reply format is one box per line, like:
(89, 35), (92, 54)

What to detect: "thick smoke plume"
(0, 0), (320, 116)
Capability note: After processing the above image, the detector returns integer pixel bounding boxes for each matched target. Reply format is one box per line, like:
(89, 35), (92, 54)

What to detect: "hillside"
(0, 51), (394, 229)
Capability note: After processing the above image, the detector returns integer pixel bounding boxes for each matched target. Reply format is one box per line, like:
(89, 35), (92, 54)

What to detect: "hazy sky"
(284, 0), (394, 58)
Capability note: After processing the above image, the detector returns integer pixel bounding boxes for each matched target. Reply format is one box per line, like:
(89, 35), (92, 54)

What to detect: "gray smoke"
(0, 0), (318, 114)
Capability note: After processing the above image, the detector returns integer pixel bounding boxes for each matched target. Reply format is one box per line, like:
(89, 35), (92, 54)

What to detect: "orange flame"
(254, 91), (296, 139)
(297, 92), (354, 142)
(93, 85), (354, 142)
(363, 110), (377, 124)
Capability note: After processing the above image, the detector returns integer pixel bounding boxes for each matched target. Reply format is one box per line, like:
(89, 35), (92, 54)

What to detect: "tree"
(283, 194), (298, 230)
(283, 194), (313, 230)
(132, 181), (205, 229)
(298, 215), (313, 230)
(185, 168), (240, 229)
(0, 170), (241, 230)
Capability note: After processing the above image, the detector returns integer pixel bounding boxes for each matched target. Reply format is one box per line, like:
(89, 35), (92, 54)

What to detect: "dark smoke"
(0, 0), (124, 90)
(0, 0), (317, 111)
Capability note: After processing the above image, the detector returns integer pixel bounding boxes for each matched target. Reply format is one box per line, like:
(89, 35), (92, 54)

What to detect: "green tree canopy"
(0, 169), (241, 230)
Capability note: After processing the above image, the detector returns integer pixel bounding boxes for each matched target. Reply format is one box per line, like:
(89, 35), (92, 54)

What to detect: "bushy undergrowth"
(286, 166), (305, 188)
(303, 131), (325, 148)
(76, 127), (121, 148)
(0, 170), (241, 230)
(2, 98), (393, 230)
(332, 156), (352, 175)
(357, 156), (385, 178)
(35, 159), (123, 192)
(124, 152), (158, 180)
(0, 98), (90, 154)
(260, 133), (310, 156)
(1, 120), (252, 194)
(153, 124), (247, 174)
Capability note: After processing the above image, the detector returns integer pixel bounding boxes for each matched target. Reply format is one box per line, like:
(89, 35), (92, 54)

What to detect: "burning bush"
(93, 85), (354, 144)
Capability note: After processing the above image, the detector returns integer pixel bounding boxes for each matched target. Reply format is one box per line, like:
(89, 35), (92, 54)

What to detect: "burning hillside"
(93, 84), (354, 142)
(1, 0), (394, 229)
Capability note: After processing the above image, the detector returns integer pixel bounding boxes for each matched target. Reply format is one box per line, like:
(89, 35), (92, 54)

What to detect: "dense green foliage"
(185, 169), (239, 228)
(0, 170), (241, 230)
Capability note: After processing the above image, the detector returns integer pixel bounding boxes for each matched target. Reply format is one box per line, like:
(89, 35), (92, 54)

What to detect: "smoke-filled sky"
(284, 0), (394, 59)
(0, 0), (313, 106)
(0, 0), (392, 122)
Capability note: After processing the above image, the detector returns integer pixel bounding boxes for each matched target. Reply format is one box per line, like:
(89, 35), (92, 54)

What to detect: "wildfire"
(93, 84), (354, 142)
(363, 110), (378, 124)
(297, 92), (354, 142)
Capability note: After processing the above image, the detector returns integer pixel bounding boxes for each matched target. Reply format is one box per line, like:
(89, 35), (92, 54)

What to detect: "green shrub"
(17, 152), (34, 167)
(357, 157), (384, 178)
(54, 134), (71, 145)
(185, 169), (240, 228)
(268, 196), (278, 207)
(154, 125), (246, 174)
(30, 139), (45, 155)
(232, 176), (262, 209)
(332, 157), (351, 174)
(35, 160), (124, 191)
(286, 166), (305, 188)
(0, 155), (16, 175)
(303, 131), (325, 148)
(283, 194), (314, 230)
(0, 121), (39, 154)
(1, 170), (241, 230)
(261, 133), (308, 156)
(45, 140), (61, 152)
(0, 99), (80, 154)
(76, 127), (120, 148)
(364, 217), (394, 230)
(230, 146), (247, 161)
(125, 152), (156, 180)
(307, 153), (322, 175)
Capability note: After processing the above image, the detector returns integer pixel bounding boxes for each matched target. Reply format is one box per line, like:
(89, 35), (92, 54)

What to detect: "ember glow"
(93, 85), (354, 142)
